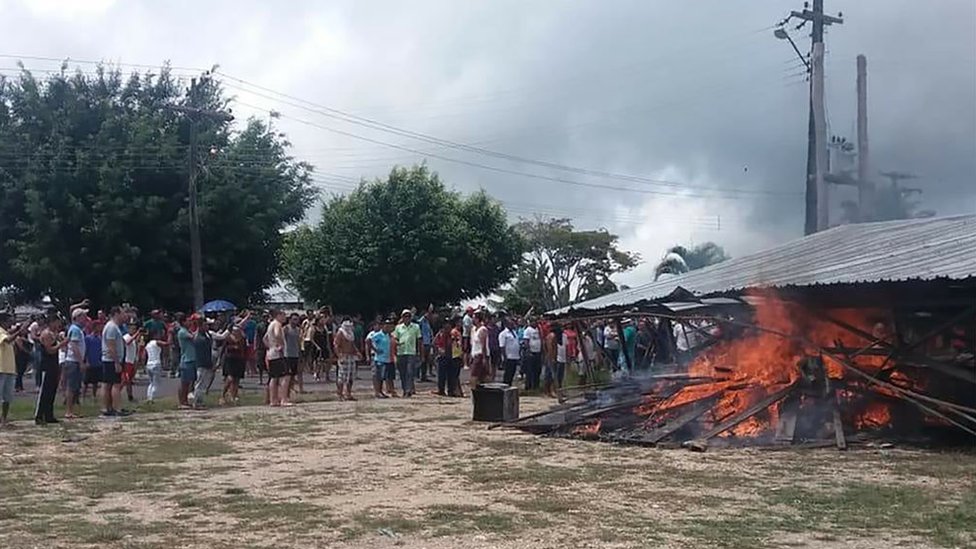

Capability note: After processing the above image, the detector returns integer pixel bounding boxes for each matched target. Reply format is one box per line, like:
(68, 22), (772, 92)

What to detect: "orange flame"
(854, 402), (893, 429)
(573, 420), (602, 437)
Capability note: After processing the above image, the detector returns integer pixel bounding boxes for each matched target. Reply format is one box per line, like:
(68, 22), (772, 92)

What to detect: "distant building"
(259, 279), (309, 313)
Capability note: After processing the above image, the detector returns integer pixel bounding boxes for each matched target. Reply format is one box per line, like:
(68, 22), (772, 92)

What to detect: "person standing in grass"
(521, 319), (542, 392)
(264, 310), (290, 407)
(365, 320), (380, 396)
(334, 318), (360, 401)
(192, 321), (214, 409)
(83, 321), (102, 402)
(449, 317), (465, 397)
(469, 311), (491, 390)
(283, 313), (301, 400)
(143, 335), (166, 404)
(366, 318), (395, 399)
(433, 321), (452, 396)
(0, 313), (28, 427)
(542, 324), (558, 399)
(176, 314), (198, 409)
(220, 326), (247, 405)
(63, 308), (88, 419)
(393, 310), (421, 397)
(418, 307), (433, 383)
(35, 313), (65, 425)
(121, 323), (143, 404)
(499, 318), (521, 386)
(101, 307), (126, 416)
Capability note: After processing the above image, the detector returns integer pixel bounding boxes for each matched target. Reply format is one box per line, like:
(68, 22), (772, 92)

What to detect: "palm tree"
(653, 242), (729, 280)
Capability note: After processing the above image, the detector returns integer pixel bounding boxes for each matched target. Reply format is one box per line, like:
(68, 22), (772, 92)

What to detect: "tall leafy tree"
(653, 242), (729, 280)
(281, 164), (523, 315)
(0, 65), (315, 310)
(499, 218), (639, 313)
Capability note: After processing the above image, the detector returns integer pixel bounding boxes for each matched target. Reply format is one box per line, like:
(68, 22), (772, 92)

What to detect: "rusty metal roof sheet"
(554, 214), (976, 315)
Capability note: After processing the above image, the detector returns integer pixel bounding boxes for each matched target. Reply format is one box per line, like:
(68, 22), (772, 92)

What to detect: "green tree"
(281, 164), (523, 315)
(499, 218), (639, 313)
(653, 242), (729, 280)
(0, 65), (315, 310)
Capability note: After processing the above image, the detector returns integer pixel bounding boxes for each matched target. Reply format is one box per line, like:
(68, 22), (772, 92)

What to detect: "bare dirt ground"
(1, 391), (974, 549)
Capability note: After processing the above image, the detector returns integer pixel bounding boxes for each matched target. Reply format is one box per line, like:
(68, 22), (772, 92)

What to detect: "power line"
(235, 100), (768, 201)
(219, 74), (797, 198)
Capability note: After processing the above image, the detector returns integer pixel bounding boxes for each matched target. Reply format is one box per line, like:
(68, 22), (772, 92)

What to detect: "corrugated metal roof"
(554, 214), (976, 315)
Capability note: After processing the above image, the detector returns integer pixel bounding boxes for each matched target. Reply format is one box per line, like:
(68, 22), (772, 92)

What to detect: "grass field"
(0, 391), (973, 548)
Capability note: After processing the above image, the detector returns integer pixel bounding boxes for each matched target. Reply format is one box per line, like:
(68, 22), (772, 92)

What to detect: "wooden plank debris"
(682, 384), (796, 450)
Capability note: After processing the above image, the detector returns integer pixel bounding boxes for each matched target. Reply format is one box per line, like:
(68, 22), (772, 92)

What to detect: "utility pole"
(782, 0), (842, 234)
(811, 41), (829, 230)
(856, 54), (873, 221)
(165, 76), (234, 311)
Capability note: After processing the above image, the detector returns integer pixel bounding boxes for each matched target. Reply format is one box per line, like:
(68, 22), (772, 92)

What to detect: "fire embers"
(523, 295), (976, 449)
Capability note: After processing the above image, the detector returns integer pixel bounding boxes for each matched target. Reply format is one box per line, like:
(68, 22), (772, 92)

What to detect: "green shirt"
(393, 322), (421, 356)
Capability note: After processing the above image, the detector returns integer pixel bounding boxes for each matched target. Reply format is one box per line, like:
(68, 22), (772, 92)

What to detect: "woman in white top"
(144, 338), (167, 403)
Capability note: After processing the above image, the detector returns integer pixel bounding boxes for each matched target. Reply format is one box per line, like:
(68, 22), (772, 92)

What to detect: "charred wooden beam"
(636, 397), (719, 445)
(775, 396), (799, 443)
(682, 384), (796, 449)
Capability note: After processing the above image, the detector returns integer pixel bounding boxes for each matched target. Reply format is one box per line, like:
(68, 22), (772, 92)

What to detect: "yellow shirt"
(0, 327), (16, 375)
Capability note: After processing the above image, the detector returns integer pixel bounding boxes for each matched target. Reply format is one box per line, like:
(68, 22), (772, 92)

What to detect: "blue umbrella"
(200, 299), (237, 313)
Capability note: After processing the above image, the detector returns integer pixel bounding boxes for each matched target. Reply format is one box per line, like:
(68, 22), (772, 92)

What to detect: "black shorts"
(84, 364), (101, 384)
(286, 357), (299, 376)
(256, 349), (267, 371)
(268, 358), (288, 379)
(101, 361), (121, 385)
(223, 357), (246, 380)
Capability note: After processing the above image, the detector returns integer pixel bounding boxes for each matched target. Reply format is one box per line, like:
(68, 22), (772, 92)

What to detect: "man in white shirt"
(498, 318), (522, 386)
(521, 320), (543, 391)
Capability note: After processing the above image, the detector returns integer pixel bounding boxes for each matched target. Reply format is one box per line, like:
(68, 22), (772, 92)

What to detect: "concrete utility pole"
(811, 42), (829, 230)
(856, 54), (873, 221)
(165, 76), (234, 311)
(784, 0), (842, 234)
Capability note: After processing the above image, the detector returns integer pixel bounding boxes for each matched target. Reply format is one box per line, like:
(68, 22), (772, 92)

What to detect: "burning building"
(509, 215), (976, 450)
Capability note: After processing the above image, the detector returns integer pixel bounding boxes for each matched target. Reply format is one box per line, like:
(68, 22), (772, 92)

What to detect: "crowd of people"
(0, 296), (686, 427)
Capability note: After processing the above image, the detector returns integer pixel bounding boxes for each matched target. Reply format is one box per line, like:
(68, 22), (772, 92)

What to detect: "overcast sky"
(2, 0), (974, 285)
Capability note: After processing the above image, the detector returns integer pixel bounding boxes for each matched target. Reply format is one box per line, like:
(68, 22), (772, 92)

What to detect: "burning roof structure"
(509, 215), (976, 450)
